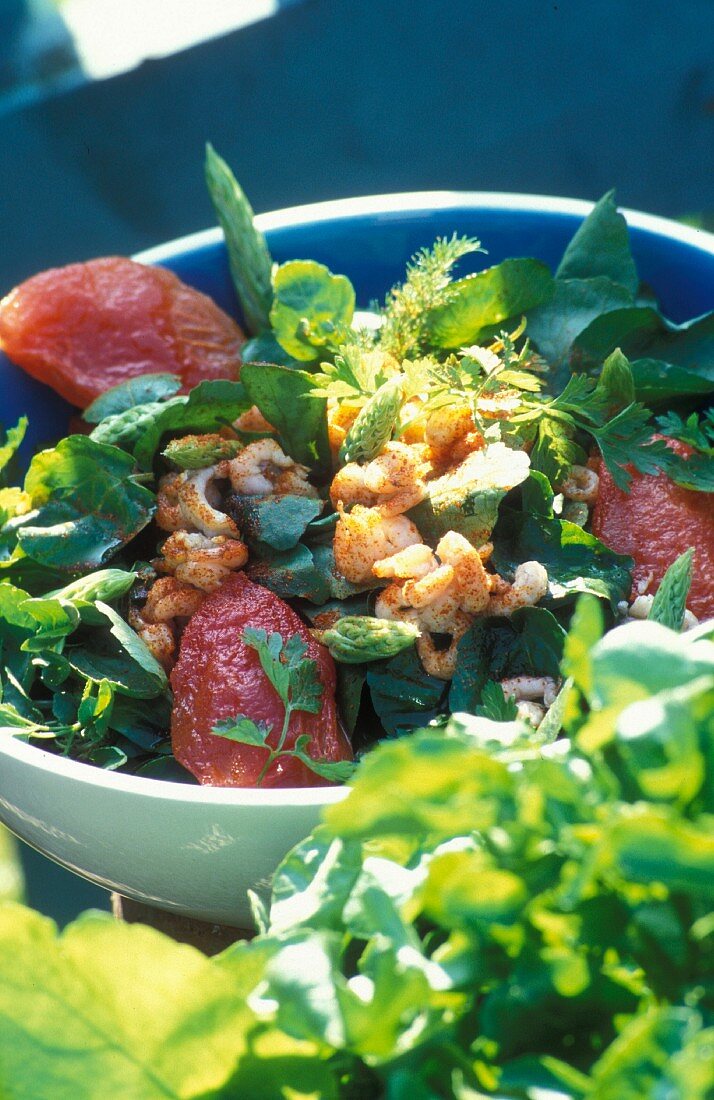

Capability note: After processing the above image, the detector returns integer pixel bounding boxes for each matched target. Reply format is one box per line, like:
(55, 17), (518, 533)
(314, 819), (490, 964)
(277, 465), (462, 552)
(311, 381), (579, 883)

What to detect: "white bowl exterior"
(0, 734), (346, 925)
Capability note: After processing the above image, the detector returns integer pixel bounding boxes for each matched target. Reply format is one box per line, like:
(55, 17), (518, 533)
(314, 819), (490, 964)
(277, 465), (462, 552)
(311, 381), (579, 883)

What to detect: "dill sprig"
(379, 234), (484, 359)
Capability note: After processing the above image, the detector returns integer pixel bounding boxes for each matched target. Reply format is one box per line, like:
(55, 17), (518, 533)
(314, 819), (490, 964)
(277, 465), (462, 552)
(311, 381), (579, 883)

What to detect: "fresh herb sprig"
(212, 628), (354, 784)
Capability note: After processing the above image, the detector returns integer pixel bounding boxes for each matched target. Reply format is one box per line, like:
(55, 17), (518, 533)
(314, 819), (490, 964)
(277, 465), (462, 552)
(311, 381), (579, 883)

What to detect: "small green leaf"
(0, 417), (28, 479)
(83, 374), (181, 423)
(556, 191), (639, 294)
(425, 258), (554, 347)
(212, 715), (272, 746)
(229, 494), (323, 551)
(648, 549), (695, 632)
(241, 362), (331, 471)
(133, 380), (251, 469)
(19, 437), (155, 572)
(205, 144), (274, 335)
(366, 646), (448, 738)
(409, 442), (530, 545)
(270, 260), (355, 361)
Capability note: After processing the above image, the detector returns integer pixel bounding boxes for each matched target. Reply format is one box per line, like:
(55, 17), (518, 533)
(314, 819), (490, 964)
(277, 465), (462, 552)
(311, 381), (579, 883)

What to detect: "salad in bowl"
(0, 149), (712, 922)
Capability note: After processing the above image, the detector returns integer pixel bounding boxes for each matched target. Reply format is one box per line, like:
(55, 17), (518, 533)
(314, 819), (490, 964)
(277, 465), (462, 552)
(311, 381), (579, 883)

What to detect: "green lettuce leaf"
(556, 191), (639, 294)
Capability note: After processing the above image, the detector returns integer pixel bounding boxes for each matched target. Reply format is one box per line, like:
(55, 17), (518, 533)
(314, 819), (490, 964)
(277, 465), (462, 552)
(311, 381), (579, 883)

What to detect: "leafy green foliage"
(525, 276), (633, 370)
(270, 260), (355, 361)
(18, 436), (155, 572)
(0, 417), (27, 481)
(211, 628), (354, 784)
(1, 618), (714, 1096)
(204, 144), (274, 335)
(556, 190), (639, 293)
(240, 362), (331, 471)
(132, 379), (251, 469)
(228, 494), (323, 551)
(82, 373), (181, 423)
(424, 257), (554, 347)
(366, 646), (448, 737)
(162, 435), (243, 469)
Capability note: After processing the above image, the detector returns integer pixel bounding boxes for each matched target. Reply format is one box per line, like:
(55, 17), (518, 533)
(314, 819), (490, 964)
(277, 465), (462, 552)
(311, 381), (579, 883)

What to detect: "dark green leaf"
(241, 362), (331, 471)
(424, 258), (554, 348)
(366, 646), (447, 737)
(556, 191), (638, 294)
(205, 144), (273, 335)
(240, 330), (299, 367)
(246, 543), (330, 604)
(19, 437), (155, 572)
(525, 277), (633, 370)
(132, 380), (251, 469)
(83, 374), (181, 423)
(493, 506), (633, 608)
(229, 494), (323, 551)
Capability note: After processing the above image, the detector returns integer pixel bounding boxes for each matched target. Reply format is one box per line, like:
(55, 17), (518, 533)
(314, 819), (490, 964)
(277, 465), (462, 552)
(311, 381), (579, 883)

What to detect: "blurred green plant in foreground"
(0, 603), (711, 1098)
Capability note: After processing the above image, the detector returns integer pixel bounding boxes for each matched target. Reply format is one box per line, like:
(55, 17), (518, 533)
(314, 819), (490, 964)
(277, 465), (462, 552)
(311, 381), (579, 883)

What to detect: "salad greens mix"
(0, 150), (711, 782)
(0, 607), (712, 1097)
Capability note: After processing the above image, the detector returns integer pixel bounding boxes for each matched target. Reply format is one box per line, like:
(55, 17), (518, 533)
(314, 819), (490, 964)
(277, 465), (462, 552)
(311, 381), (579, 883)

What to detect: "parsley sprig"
(212, 628), (354, 785)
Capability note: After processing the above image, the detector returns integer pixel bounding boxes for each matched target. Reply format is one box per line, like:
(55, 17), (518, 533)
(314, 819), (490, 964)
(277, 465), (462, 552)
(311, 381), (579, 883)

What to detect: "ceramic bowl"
(1, 193), (713, 927)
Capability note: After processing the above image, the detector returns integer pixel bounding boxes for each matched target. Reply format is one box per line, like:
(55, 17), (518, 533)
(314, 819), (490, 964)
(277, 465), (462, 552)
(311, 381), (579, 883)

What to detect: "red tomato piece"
(0, 257), (244, 408)
(170, 573), (352, 788)
(591, 439), (714, 620)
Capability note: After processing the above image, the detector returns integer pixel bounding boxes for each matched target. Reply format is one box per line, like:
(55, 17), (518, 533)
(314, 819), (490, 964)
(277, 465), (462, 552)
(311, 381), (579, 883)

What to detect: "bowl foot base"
(111, 893), (253, 955)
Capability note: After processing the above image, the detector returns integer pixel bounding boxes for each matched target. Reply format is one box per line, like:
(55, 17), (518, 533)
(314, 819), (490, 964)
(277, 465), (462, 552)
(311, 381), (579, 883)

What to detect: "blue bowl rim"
(2, 189), (713, 805)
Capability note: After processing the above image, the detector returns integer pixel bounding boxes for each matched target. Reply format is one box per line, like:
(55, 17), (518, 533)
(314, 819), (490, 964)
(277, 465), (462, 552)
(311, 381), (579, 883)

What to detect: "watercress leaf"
(205, 144), (273, 335)
(228, 494), (323, 551)
(83, 373), (181, 423)
(525, 277), (633, 371)
(21, 597), (81, 651)
(648, 549), (695, 631)
(493, 506), (633, 608)
(424, 258), (554, 348)
(133, 380), (251, 469)
(366, 647), (448, 738)
(212, 715), (272, 746)
(556, 191), (639, 294)
(409, 442), (530, 545)
(47, 568), (137, 607)
(270, 260), (355, 361)
(19, 436), (155, 572)
(89, 397), (184, 451)
(240, 362), (331, 471)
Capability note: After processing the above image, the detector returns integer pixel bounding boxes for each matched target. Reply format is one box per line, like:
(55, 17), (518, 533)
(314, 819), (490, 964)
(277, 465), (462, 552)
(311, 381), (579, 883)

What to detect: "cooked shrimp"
(176, 466), (240, 538)
(233, 405), (274, 433)
(228, 439), (318, 498)
(327, 399), (361, 460)
(330, 442), (428, 516)
(425, 403), (484, 469)
(141, 576), (206, 623)
(436, 531), (492, 613)
(500, 675), (559, 706)
(488, 561), (549, 616)
(333, 504), (422, 583)
(373, 542), (437, 580)
(156, 473), (184, 532)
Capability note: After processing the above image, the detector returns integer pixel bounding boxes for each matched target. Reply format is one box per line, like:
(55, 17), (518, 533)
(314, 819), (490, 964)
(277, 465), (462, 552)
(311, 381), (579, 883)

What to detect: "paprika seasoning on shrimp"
(591, 438), (714, 620)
